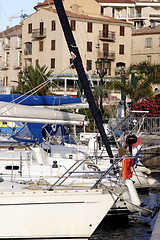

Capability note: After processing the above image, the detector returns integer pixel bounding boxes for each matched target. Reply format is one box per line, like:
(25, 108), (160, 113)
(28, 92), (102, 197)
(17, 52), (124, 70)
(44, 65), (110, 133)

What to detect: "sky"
(0, 0), (40, 31)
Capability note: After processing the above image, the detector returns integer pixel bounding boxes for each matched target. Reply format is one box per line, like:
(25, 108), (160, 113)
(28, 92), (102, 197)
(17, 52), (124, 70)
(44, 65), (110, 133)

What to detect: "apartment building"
(0, 25), (22, 88)
(21, 1), (132, 95)
(0, 0), (132, 101)
(131, 24), (160, 64)
(97, 0), (160, 29)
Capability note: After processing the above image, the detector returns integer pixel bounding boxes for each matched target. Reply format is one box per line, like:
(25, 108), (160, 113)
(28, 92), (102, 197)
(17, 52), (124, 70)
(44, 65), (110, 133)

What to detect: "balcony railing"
(98, 50), (115, 60)
(32, 28), (46, 39)
(99, 31), (115, 41)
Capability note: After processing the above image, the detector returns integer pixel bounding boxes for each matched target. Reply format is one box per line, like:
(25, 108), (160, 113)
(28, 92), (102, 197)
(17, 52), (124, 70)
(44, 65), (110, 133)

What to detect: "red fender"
(122, 158), (134, 179)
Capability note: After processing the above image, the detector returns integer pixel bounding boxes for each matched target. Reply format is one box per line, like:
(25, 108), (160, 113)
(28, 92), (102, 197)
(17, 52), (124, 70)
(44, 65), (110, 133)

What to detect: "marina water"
(90, 172), (160, 240)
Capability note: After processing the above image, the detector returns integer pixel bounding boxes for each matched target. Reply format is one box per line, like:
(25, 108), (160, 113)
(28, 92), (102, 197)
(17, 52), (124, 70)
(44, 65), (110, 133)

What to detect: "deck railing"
(108, 117), (160, 135)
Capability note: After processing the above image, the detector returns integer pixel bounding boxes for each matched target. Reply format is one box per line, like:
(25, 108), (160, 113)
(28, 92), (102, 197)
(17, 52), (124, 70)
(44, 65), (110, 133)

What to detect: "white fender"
(123, 178), (141, 213)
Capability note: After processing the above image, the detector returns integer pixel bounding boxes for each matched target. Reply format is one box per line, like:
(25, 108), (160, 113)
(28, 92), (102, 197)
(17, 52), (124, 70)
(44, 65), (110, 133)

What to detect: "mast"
(54, 0), (113, 159)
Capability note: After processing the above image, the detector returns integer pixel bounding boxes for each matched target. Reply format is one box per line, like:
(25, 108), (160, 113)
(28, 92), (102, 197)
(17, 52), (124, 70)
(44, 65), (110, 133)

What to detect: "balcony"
(150, 13), (160, 22)
(98, 50), (115, 60)
(32, 28), (46, 39)
(99, 31), (115, 41)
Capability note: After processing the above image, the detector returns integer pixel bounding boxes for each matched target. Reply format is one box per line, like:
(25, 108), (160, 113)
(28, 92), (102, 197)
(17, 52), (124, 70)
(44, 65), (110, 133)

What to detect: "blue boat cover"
(0, 94), (82, 106)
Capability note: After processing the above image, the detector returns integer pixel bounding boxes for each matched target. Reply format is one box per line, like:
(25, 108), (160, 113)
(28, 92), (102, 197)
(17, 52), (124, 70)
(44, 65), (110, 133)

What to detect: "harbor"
(0, 0), (160, 239)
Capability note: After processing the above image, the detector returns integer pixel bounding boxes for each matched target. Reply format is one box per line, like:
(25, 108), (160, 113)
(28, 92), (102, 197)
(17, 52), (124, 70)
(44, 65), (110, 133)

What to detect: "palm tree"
(105, 61), (160, 107)
(14, 65), (54, 96)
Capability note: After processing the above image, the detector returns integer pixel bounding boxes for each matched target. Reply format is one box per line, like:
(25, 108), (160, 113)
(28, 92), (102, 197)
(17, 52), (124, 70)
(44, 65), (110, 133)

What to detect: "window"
(87, 42), (92, 52)
(119, 44), (124, 54)
(36, 59), (39, 65)
(28, 23), (32, 33)
(5, 52), (9, 67)
(87, 22), (92, 33)
(86, 60), (92, 71)
(51, 40), (55, 50)
(120, 26), (125, 36)
(70, 20), (76, 31)
(39, 41), (43, 51)
(51, 20), (56, 31)
(108, 61), (111, 76)
(51, 58), (55, 68)
(145, 38), (152, 48)
(25, 42), (32, 55)
(3, 76), (8, 86)
(147, 55), (151, 63)
(40, 22), (44, 36)
(18, 51), (22, 67)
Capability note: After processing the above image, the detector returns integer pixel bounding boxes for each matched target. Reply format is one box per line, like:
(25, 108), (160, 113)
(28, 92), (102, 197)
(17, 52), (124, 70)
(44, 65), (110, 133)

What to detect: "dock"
(151, 211), (160, 240)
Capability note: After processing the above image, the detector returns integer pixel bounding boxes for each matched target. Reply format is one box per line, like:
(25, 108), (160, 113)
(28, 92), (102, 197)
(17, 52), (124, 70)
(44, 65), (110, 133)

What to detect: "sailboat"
(0, 0), (137, 239)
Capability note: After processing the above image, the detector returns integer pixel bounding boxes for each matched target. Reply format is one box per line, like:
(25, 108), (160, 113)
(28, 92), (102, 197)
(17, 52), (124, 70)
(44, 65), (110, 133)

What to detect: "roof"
(44, 8), (131, 25)
(0, 25), (22, 38)
(132, 24), (160, 35)
(96, 0), (160, 3)
(96, 0), (134, 3)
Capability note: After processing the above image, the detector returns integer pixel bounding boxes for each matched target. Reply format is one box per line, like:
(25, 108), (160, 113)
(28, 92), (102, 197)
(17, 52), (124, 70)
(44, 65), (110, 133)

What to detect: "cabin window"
(145, 38), (152, 48)
(51, 40), (55, 50)
(120, 26), (125, 36)
(5, 166), (19, 170)
(87, 22), (92, 33)
(119, 44), (124, 54)
(87, 42), (92, 52)
(51, 58), (55, 68)
(86, 60), (92, 71)
(28, 23), (32, 33)
(51, 20), (56, 31)
(39, 41), (43, 51)
(70, 20), (76, 31)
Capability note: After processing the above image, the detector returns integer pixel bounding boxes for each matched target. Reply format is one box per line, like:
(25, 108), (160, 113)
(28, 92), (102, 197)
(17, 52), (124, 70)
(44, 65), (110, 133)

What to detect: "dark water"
(90, 173), (160, 240)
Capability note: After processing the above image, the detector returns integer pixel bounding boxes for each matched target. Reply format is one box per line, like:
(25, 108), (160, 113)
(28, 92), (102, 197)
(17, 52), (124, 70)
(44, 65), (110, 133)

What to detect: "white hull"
(0, 181), (117, 239)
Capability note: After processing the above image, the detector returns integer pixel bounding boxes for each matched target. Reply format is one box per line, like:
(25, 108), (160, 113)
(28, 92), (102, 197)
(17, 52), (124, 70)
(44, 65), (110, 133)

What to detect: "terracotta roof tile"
(132, 25), (160, 35)
(44, 8), (131, 25)
(0, 25), (22, 38)
(96, 0), (135, 3)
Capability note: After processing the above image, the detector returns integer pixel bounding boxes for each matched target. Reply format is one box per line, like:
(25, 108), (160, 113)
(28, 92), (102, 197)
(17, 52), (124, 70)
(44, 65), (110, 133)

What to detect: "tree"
(105, 61), (160, 107)
(14, 65), (54, 96)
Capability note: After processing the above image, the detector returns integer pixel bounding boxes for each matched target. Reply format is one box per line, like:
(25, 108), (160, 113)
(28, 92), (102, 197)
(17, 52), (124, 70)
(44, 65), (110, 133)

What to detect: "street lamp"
(95, 59), (109, 115)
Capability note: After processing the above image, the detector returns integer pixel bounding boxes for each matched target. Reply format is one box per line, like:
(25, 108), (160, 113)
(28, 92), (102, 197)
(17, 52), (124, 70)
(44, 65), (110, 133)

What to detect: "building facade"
(97, 0), (160, 29)
(131, 25), (160, 65)
(0, 25), (22, 88)
(0, 0), (132, 101)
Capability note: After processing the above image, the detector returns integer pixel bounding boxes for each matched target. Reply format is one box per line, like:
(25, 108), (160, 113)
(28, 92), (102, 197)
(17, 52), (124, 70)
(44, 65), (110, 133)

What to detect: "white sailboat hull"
(0, 185), (117, 239)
